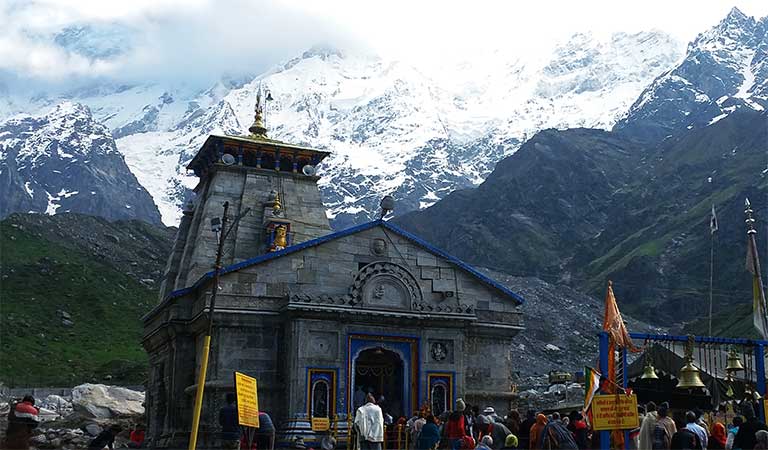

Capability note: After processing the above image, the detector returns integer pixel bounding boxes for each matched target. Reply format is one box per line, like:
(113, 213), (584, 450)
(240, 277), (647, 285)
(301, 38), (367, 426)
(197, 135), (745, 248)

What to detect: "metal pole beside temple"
(188, 201), (229, 450)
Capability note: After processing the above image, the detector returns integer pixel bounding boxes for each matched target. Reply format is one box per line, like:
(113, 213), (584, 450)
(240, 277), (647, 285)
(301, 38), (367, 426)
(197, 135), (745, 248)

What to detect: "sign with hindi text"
(234, 372), (260, 428)
(311, 417), (330, 432)
(591, 394), (639, 431)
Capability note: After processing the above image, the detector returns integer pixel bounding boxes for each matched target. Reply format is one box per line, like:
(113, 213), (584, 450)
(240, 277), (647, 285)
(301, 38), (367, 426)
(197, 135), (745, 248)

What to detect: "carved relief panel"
(350, 262), (423, 311)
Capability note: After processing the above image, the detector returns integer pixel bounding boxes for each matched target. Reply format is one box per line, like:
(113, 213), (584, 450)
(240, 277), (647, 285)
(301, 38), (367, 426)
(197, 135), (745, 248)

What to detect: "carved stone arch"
(349, 261), (423, 310)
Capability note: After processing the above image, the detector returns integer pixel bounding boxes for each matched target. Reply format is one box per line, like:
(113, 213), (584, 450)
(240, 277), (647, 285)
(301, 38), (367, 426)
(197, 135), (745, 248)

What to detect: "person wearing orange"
(708, 423), (727, 450)
(528, 415), (548, 450)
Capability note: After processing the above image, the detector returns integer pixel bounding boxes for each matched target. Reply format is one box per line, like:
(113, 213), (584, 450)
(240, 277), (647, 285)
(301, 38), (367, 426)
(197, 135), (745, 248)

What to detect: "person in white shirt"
(355, 394), (385, 450)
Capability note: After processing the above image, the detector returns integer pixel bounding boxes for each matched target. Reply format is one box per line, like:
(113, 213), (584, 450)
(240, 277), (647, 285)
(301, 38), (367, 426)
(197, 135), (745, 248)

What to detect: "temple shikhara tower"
(143, 90), (526, 448)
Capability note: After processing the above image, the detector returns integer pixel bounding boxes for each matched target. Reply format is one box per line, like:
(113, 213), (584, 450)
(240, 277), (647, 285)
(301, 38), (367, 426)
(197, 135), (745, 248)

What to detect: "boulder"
(37, 407), (61, 422)
(72, 384), (144, 419)
(84, 423), (103, 436)
(30, 434), (48, 446)
(39, 394), (73, 415)
(566, 383), (585, 398)
(518, 389), (541, 399)
(547, 384), (566, 394)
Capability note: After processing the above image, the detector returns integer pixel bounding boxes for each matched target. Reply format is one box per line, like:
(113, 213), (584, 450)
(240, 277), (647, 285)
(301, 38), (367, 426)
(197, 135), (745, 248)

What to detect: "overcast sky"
(2, 0), (768, 90)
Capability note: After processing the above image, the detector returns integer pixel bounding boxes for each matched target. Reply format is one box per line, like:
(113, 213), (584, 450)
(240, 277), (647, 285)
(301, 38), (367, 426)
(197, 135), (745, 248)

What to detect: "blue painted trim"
(621, 348), (628, 388)
(162, 219), (526, 305)
(757, 345), (766, 422)
(628, 332), (768, 346)
(622, 348), (629, 450)
(348, 331), (420, 340)
(306, 367), (340, 417)
(426, 370), (456, 413)
(346, 332), (421, 417)
(598, 332), (610, 450)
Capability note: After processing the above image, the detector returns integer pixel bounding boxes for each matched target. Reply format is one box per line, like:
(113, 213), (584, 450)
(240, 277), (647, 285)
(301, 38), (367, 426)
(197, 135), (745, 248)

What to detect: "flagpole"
(709, 204), (718, 336)
(709, 231), (714, 335)
(746, 199), (768, 336)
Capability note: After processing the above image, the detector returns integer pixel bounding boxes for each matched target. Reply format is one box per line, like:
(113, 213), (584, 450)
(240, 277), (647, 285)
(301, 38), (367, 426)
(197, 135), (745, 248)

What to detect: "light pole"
(188, 201), (251, 450)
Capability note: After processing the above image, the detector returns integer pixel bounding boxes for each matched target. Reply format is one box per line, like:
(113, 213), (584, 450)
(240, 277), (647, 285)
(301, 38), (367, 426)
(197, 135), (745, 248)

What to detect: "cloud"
(0, 0), (362, 88)
(2, 0), (768, 91)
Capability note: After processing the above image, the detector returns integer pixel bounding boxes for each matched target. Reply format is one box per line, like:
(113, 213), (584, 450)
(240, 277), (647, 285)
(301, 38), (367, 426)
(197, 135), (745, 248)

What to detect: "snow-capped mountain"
(110, 31), (680, 226)
(0, 102), (162, 224)
(0, 29), (684, 226)
(615, 7), (768, 140)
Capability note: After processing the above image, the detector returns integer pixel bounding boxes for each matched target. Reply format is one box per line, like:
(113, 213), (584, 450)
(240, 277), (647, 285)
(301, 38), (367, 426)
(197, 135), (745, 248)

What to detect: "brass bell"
(641, 361), (659, 380)
(725, 383), (735, 398)
(677, 336), (704, 389)
(676, 357), (705, 389)
(726, 348), (745, 372)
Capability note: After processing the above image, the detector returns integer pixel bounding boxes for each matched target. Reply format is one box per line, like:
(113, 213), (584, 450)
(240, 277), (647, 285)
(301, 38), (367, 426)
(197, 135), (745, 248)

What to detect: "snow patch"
(45, 191), (60, 215)
(734, 51), (756, 99)
(57, 189), (79, 198)
(708, 113), (729, 125)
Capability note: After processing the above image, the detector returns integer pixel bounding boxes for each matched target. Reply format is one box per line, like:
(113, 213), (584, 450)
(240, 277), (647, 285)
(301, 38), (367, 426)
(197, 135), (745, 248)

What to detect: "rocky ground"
(0, 384), (145, 450)
(482, 270), (664, 378)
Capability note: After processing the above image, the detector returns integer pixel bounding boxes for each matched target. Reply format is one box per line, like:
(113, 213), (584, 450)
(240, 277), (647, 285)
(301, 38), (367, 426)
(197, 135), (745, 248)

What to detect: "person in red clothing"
(570, 413), (589, 450)
(128, 424), (145, 448)
(445, 399), (468, 450)
(4, 395), (40, 450)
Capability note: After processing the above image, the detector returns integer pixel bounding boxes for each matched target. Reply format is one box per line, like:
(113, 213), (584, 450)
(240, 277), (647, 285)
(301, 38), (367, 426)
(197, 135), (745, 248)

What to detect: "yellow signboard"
(311, 417), (330, 432)
(591, 394), (639, 431)
(235, 372), (260, 428)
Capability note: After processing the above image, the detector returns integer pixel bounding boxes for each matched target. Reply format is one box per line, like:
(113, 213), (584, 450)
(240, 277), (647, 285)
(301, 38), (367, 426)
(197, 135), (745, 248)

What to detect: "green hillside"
(397, 109), (768, 326)
(0, 214), (173, 386)
(684, 303), (762, 339)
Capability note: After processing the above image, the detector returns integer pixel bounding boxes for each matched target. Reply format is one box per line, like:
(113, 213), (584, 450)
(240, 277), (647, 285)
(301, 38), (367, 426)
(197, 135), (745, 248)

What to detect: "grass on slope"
(0, 221), (154, 386)
(684, 303), (761, 339)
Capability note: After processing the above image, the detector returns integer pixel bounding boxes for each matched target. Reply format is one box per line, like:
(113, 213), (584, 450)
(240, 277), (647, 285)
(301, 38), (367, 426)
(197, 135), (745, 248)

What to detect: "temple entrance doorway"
(353, 347), (405, 419)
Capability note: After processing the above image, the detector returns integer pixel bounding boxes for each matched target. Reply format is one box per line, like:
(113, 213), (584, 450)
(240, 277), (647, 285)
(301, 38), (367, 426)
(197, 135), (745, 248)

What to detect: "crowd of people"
(632, 401), (768, 450)
(402, 400), (589, 450)
(8, 391), (768, 450)
(354, 395), (768, 450)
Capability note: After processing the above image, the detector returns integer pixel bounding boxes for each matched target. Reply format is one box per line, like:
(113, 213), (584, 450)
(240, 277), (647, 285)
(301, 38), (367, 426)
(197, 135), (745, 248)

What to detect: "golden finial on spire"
(249, 85), (268, 138)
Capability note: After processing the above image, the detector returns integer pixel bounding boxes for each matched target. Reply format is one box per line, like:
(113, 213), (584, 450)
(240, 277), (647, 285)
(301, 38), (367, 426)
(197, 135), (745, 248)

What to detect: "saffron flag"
(603, 281), (641, 352)
(747, 227), (768, 339)
(710, 204), (718, 235)
(583, 366), (601, 413)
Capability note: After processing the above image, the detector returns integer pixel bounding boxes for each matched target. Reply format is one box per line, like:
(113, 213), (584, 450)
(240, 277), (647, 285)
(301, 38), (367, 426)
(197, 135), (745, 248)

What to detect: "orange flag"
(603, 280), (641, 353)
(602, 281), (638, 449)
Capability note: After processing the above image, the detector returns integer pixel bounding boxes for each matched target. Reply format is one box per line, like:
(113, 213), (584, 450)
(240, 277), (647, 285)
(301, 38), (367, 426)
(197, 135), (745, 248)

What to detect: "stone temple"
(142, 93), (525, 448)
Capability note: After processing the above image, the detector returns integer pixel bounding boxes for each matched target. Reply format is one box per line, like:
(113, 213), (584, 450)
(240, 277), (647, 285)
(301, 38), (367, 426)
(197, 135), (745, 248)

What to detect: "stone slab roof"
(159, 219), (526, 308)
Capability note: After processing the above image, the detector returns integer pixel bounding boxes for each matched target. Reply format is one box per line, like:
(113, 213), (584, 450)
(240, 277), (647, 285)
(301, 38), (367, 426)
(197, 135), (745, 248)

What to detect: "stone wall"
(165, 165), (331, 293)
(145, 222), (523, 448)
